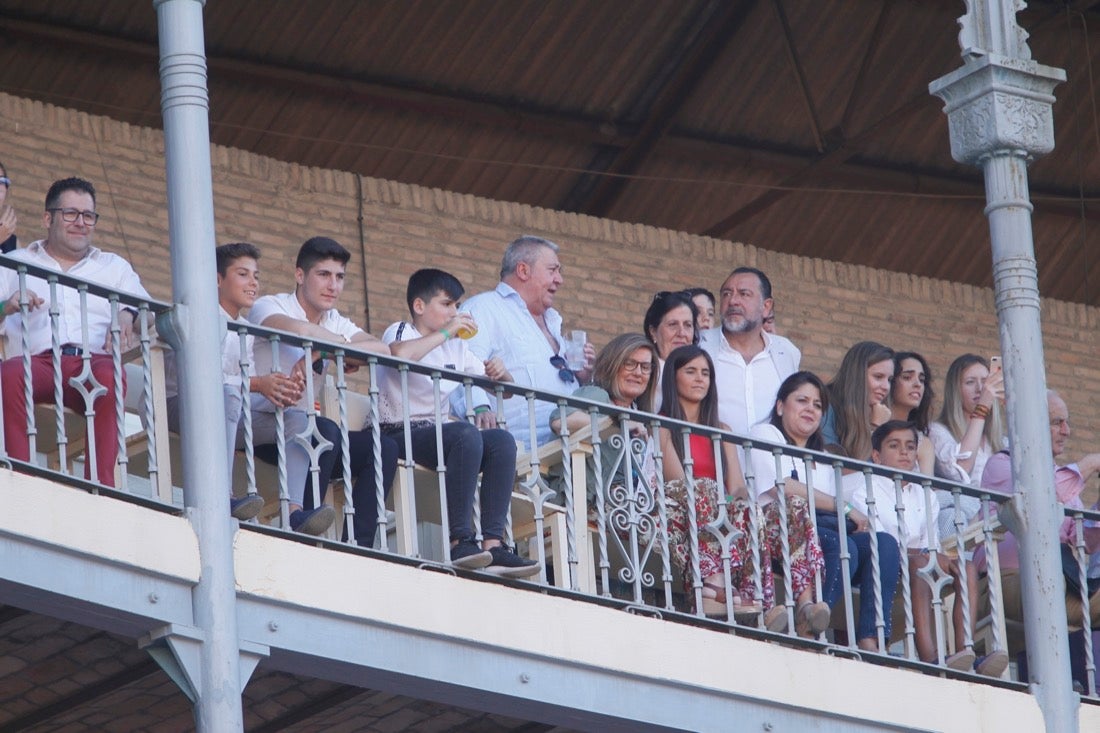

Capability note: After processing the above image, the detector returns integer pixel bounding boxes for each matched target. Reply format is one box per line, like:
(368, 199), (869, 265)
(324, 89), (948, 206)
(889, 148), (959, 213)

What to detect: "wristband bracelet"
(844, 503), (853, 516)
(473, 406), (490, 415)
(440, 329), (451, 341)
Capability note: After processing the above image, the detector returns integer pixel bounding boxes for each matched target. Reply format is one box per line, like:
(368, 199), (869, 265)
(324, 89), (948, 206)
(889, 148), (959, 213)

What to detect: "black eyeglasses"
(47, 208), (99, 226)
(549, 355), (576, 384)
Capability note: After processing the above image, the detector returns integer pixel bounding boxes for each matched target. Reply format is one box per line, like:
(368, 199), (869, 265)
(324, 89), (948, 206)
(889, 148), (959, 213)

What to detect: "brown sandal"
(794, 600), (831, 637)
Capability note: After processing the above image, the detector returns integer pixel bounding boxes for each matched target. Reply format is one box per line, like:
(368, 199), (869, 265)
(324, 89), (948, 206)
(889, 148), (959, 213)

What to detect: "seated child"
(376, 268), (539, 578)
(845, 420), (1008, 676)
(163, 242), (335, 535)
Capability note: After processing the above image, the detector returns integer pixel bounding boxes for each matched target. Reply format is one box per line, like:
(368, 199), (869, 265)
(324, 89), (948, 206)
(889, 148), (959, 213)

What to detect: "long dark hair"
(767, 371), (829, 451)
(659, 344), (721, 467)
(890, 351), (933, 433)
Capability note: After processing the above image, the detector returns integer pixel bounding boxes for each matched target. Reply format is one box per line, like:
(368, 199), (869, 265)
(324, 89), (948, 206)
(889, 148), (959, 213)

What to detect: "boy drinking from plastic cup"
(375, 268), (540, 578)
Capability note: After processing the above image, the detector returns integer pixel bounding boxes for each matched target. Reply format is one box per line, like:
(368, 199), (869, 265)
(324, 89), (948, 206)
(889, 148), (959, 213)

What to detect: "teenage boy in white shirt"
(846, 420), (1008, 677)
(248, 236), (398, 547)
(162, 242), (333, 534)
(377, 268), (539, 577)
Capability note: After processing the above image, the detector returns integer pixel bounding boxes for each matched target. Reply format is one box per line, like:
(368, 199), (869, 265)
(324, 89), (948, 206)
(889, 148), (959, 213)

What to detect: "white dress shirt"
(0, 240), (150, 356)
(844, 472), (941, 550)
(747, 422), (837, 503)
(700, 327), (800, 437)
(461, 281), (571, 452)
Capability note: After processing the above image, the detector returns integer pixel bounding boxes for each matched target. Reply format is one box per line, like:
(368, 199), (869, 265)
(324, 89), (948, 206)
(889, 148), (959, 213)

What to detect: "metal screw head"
(268, 621), (279, 632)
(147, 593), (158, 604)
(519, 673), (530, 684)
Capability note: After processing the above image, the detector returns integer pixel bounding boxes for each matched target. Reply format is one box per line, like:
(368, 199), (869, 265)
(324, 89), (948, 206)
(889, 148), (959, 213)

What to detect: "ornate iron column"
(930, 2), (1073, 730)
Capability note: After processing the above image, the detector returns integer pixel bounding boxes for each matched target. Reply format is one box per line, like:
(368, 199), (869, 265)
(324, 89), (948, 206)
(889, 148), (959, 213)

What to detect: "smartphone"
(990, 355), (1002, 371)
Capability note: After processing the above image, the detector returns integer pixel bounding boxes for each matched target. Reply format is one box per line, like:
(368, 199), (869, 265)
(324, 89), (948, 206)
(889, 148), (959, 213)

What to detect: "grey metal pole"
(931, 4), (1074, 730)
(154, 0), (245, 730)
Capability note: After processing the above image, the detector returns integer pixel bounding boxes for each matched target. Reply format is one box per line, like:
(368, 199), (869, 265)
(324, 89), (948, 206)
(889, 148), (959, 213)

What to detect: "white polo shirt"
(248, 291), (363, 409)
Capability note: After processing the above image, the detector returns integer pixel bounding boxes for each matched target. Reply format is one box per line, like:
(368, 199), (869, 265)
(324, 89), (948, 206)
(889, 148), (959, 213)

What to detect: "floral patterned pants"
(665, 478), (825, 609)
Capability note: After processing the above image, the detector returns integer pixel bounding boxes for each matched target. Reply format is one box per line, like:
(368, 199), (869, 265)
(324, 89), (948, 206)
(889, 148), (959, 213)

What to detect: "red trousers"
(2, 353), (125, 486)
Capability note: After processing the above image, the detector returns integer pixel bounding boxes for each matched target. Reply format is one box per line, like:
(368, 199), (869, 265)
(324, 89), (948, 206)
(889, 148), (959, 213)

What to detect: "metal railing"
(1, 263), (1096, 700)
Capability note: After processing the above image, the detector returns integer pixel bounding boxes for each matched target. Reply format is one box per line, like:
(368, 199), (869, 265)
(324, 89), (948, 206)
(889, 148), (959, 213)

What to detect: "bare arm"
(956, 369), (1003, 474)
(720, 435), (748, 500)
(1076, 452), (1100, 478)
(389, 314), (475, 362)
(260, 313), (390, 359)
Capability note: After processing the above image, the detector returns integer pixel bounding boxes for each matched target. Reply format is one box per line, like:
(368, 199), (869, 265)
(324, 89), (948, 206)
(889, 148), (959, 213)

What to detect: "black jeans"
(301, 417), (398, 547)
(386, 422), (516, 541)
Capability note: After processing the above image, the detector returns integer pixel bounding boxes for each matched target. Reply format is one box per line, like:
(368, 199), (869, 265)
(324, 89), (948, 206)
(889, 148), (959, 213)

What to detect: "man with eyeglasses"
(0, 177), (150, 486)
(699, 267), (800, 438)
(461, 235), (594, 452)
(0, 161), (17, 253)
(981, 389), (1100, 631)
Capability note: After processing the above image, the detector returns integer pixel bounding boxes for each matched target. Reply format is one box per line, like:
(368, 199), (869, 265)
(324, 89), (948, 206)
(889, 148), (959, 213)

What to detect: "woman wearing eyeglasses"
(643, 290), (697, 411)
(550, 334), (660, 526)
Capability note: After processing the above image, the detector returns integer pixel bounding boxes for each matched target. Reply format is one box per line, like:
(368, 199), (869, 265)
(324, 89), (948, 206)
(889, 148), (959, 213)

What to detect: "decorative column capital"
(929, 54), (1064, 165)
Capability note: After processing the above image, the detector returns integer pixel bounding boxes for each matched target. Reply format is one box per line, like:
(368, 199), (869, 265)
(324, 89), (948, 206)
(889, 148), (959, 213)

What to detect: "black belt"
(59, 345), (84, 356)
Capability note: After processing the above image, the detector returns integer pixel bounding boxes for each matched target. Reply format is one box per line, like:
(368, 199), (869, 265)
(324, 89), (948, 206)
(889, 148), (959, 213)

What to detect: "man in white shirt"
(700, 267), (800, 438)
(248, 236), (398, 546)
(0, 177), (149, 486)
(461, 235), (594, 453)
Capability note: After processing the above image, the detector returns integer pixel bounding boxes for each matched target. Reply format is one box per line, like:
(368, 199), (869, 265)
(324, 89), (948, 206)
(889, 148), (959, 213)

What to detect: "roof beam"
(0, 8), (1094, 227)
(0, 13), (631, 150)
(772, 0), (825, 152)
(700, 5), (1088, 237)
(557, 0), (759, 217)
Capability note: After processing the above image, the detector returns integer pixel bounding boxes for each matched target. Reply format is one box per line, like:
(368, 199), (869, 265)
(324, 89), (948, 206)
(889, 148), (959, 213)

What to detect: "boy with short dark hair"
(376, 267), (539, 577)
(163, 242), (335, 533)
(248, 236), (398, 546)
(845, 420), (1008, 676)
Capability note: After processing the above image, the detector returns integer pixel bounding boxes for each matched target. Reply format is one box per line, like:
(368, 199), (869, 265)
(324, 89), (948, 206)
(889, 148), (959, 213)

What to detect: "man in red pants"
(0, 177), (149, 486)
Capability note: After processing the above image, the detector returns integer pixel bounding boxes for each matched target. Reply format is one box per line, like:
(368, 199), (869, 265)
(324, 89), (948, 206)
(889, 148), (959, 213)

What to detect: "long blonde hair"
(937, 353), (1005, 448)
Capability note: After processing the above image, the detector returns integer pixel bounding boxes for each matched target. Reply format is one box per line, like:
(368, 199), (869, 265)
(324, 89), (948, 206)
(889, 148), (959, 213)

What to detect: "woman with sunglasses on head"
(887, 351), (935, 475)
(643, 290), (697, 411)
(928, 354), (1005, 539)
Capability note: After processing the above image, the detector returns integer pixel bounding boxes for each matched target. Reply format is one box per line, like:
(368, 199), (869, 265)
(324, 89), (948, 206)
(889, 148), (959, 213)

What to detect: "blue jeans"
(819, 527), (901, 642)
(387, 422), (516, 542)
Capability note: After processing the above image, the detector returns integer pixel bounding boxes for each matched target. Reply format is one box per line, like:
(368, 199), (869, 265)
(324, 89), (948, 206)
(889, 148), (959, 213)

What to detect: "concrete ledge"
(234, 530), (1058, 732)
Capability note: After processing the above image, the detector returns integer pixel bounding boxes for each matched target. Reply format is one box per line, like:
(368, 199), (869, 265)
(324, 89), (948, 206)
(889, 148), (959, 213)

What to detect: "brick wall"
(2, 92), (1097, 497)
